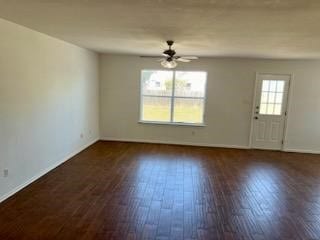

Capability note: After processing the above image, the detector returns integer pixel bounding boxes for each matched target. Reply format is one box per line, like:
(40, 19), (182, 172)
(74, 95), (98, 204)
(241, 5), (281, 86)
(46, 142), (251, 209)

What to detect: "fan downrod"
(163, 40), (176, 57)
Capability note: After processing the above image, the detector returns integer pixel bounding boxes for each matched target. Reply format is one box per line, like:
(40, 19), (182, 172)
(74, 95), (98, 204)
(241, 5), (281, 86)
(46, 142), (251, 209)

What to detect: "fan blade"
(180, 56), (199, 60)
(176, 58), (191, 62)
(140, 55), (163, 58)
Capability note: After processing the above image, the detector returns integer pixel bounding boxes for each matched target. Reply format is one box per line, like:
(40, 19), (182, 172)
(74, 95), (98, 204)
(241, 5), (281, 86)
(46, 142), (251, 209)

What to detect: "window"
(259, 80), (285, 115)
(140, 70), (207, 125)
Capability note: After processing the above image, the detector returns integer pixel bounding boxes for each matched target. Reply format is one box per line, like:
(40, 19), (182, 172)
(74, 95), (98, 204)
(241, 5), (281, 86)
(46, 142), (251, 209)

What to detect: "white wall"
(0, 19), (100, 202)
(100, 54), (320, 153)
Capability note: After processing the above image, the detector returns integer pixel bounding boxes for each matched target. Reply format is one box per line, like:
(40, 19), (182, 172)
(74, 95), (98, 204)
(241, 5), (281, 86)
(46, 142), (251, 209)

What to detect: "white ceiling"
(1, 0), (320, 59)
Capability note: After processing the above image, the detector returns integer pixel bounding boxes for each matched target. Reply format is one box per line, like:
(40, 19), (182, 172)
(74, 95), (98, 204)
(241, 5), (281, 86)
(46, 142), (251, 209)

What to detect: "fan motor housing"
(163, 49), (176, 57)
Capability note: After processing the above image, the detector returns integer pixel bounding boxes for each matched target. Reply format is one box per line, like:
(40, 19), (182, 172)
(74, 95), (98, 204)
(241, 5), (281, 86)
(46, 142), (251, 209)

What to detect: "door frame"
(249, 72), (294, 151)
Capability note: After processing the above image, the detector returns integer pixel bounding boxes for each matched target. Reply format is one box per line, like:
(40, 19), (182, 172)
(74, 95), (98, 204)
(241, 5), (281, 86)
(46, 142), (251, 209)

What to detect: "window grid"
(140, 70), (207, 124)
(170, 71), (176, 122)
(259, 80), (285, 115)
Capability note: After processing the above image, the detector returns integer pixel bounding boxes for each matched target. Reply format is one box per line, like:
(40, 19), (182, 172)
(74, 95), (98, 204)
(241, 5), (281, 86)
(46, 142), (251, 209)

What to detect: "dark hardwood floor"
(1, 141), (320, 240)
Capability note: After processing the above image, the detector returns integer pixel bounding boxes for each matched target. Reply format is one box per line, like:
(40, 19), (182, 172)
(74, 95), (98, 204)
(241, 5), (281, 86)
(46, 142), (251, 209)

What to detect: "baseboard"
(101, 137), (320, 155)
(283, 148), (320, 155)
(0, 138), (99, 204)
(100, 137), (250, 150)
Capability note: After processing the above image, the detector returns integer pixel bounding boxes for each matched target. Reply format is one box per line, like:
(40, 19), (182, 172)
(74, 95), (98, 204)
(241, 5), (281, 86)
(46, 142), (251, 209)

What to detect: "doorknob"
(254, 116), (259, 120)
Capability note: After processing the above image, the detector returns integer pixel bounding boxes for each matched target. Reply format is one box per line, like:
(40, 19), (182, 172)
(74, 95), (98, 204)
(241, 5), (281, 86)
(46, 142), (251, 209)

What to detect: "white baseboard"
(0, 138), (99, 204)
(100, 137), (250, 150)
(283, 148), (320, 155)
(101, 137), (320, 155)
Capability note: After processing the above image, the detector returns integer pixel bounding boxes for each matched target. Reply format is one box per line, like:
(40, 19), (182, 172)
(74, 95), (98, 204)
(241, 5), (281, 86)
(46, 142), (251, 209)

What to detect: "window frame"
(139, 69), (207, 126)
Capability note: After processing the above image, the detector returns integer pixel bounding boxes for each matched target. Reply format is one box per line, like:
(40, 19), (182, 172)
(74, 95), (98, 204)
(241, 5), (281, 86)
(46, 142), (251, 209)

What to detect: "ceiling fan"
(141, 40), (199, 69)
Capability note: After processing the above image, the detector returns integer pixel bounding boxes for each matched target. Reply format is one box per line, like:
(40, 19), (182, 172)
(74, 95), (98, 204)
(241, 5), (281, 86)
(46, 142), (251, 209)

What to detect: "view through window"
(140, 70), (207, 124)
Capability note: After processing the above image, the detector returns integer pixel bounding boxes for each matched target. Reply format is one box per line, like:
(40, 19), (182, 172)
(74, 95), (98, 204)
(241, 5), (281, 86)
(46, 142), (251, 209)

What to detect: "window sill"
(138, 121), (206, 127)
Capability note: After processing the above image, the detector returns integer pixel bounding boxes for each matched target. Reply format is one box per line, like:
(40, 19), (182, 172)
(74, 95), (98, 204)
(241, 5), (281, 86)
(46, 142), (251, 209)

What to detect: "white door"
(251, 74), (290, 150)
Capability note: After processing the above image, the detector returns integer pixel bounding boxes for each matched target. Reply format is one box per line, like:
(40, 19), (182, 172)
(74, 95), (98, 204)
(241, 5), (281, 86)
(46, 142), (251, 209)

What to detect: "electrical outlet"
(80, 133), (84, 139)
(4, 169), (8, 177)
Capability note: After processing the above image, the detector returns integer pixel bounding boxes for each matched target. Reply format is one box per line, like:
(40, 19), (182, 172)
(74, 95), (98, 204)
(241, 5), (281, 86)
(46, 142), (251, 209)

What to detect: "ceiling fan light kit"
(161, 59), (178, 69)
(141, 40), (199, 69)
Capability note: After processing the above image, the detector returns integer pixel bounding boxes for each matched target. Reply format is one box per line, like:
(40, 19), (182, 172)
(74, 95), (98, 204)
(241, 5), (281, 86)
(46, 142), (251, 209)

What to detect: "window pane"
(260, 104), (267, 114)
(142, 96), (171, 122)
(274, 104), (282, 115)
(268, 92), (276, 103)
(141, 70), (173, 96)
(174, 71), (206, 97)
(262, 81), (269, 91)
(269, 81), (277, 92)
(261, 92), (268, 103)
(276, 81), (285, 92)
(173, 98), (204, 123)
(267, 104), (275, 114)
(275, 93), (283, 103)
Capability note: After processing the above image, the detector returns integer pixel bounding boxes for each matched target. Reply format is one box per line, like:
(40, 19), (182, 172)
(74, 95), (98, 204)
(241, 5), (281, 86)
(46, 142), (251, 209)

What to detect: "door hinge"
(281, 140), (284, 145)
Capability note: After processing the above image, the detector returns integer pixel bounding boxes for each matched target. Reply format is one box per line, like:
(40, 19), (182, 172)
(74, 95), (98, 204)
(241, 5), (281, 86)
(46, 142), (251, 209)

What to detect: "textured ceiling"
(1, 0), (320, 58)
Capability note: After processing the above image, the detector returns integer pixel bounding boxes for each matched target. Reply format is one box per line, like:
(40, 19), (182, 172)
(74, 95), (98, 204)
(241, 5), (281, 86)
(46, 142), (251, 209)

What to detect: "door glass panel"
(269, 81), (277, 92)
(260, 103), (267, 114)
(275, 93), (283, 103)
(259, 80), (285, 115)
(274, 104), (282, 115)
(276, 81), (285, 92)
(268, 92), (276, 103)
(262, 81), (269, 91)
(267, 104), (274, 114)
(261, 92), (268, 103)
